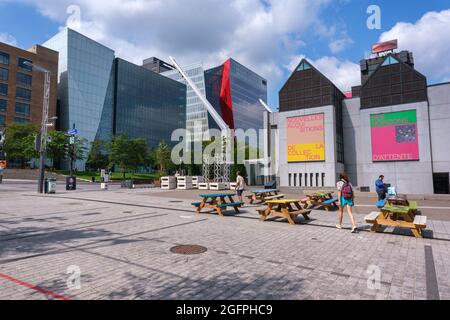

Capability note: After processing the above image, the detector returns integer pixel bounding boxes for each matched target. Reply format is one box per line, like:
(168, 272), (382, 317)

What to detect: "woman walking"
(336, 174), (358, 233)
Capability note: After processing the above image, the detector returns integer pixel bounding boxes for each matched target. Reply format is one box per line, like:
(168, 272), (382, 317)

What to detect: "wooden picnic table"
(247, 189), (283, 205)
(301, 192), (336, 210)
(192, 193), (243, 217)
(365, 203), (427, 238)
(258, 199), (312, 225)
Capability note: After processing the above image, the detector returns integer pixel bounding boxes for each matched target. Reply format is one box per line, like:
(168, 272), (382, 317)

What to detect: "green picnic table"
(192, 193), (243, 217)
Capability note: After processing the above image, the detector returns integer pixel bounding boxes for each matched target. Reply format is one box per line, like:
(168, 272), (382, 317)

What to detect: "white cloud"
(7, 0), (331, 91)
(380, 9), (450, 83)
(329, 35), (353, 54)
(0, 32), (18, 46)
(286, 55), (360, 93)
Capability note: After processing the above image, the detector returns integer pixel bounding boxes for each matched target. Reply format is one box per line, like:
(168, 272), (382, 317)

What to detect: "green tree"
(86, 139), (110, 171)
(72, 136), (88, 162)
(46, 131), (69, 169)
(4, 123), (39, 168)
(109, 134), (148, 179)
(154, 140), (172, 176)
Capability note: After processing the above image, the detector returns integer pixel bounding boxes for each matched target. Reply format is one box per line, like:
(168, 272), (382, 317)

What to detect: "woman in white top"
(336, 174), (358, 233)
(235, 171), (245, 206)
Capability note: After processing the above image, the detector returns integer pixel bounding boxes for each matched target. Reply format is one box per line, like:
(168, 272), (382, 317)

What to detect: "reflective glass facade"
(162, 63), (209, 142)
(114, 58), (186, 149)
(43, 28), (115, 149)
(205, 58), (267, 132)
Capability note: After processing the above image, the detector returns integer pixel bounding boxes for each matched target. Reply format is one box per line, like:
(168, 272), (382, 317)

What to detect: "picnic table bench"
(247, 189), (283, 204)
(365, 202), (427, 238)
(258, 199), (312, 225)
(192, 193), (243, 217)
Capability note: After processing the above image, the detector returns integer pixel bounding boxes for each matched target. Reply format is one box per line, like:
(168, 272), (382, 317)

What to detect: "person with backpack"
(336, 174), (358, 233)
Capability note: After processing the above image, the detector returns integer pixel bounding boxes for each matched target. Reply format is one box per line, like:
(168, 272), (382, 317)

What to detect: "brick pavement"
(0, 188), (449, 300)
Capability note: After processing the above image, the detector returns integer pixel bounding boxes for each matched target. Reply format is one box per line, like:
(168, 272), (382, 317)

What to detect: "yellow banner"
(288, 143), (325, 162)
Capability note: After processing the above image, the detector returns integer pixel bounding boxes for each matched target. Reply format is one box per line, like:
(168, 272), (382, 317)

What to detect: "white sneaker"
(351, 226), (358, 233)
(336, 224), (343, 230)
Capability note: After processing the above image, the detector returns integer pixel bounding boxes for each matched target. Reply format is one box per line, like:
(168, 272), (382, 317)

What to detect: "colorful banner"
(371, 110), (419, 162)
(287, 114), (325, 162)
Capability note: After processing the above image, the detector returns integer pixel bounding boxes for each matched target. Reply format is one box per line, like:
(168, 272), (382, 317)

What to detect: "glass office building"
(162, 63), (209, 142)
(114, 58), (186, 148)
(43, 28), (115, 151)
(205, 58), (267, 131)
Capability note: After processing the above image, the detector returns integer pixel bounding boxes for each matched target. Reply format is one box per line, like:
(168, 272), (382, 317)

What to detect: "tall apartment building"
(0, 42), (58, 131)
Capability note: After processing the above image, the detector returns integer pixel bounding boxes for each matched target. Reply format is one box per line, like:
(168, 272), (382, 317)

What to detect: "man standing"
(375, 175), (387, 200)
(235, 171), (246, 207)
(0, 161), (5, 184)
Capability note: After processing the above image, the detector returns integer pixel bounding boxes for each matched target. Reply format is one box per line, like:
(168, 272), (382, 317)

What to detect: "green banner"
(370, 110), (417, 128)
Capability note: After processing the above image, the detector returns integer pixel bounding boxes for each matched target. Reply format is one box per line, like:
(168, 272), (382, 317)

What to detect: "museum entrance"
(433, 173), (450, 194)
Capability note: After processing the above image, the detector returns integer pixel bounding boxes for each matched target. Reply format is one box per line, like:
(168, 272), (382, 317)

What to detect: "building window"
(0, 67), (8, 81)
(0, 83), (7, 96)
(288, 174), (292, 187)
(294, 174), (297, 187)
(297, 61), (311, 71)
(322, 173), (325, 187)
(0, 99), (6, 112)
(381, 56), (400, 67)
(305, 173), (308, 187)
(299, 174), (302, 187)
(0, 52), (9, 65)
(15, 102), (30, 115)
(18, 58), (33, 71)
(17, 72), (32, 86)
(16, 87), (32, 100)
(310, 173), (314, 187)
(14, 117), (30, 123)
(316, 173), (319, 187)
(0, 115), (5, 126)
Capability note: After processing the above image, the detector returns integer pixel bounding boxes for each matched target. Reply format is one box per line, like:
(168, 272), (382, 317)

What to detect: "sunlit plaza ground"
(1, 180), (450, 300)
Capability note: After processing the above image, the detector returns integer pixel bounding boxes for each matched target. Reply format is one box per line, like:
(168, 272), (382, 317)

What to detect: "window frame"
(0, 99), (7, 112)
(0, 67), (9, 81)
(17, 72), (32, 86)
(15, 102), (30, 115)
(18, 57), (33, 72)
(0, 83), (8, 96)
(14, 117), (31, 124)
(0, 52), (10, 65)
(16, 87), (32, 101)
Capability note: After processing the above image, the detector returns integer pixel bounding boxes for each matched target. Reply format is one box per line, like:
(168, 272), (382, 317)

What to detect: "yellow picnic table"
(258, 199), (312, 225)
(192, 193), (243, 217)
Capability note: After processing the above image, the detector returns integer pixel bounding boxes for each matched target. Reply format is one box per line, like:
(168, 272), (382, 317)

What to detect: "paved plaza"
(0, 181), (450, 300)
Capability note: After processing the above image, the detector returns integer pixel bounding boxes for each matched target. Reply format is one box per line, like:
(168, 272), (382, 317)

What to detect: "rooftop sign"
(372, 39), (398, 54)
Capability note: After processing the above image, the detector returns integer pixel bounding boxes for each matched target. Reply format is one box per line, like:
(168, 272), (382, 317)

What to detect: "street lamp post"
(259, 99), (273, 184)
(25, 62), (51, 194)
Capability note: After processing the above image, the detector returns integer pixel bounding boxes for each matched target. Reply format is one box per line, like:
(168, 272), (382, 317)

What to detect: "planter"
(121, 180), (134, 189)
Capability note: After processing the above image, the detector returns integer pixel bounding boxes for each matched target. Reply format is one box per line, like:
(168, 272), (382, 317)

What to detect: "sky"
(1, 0), (450, 109)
